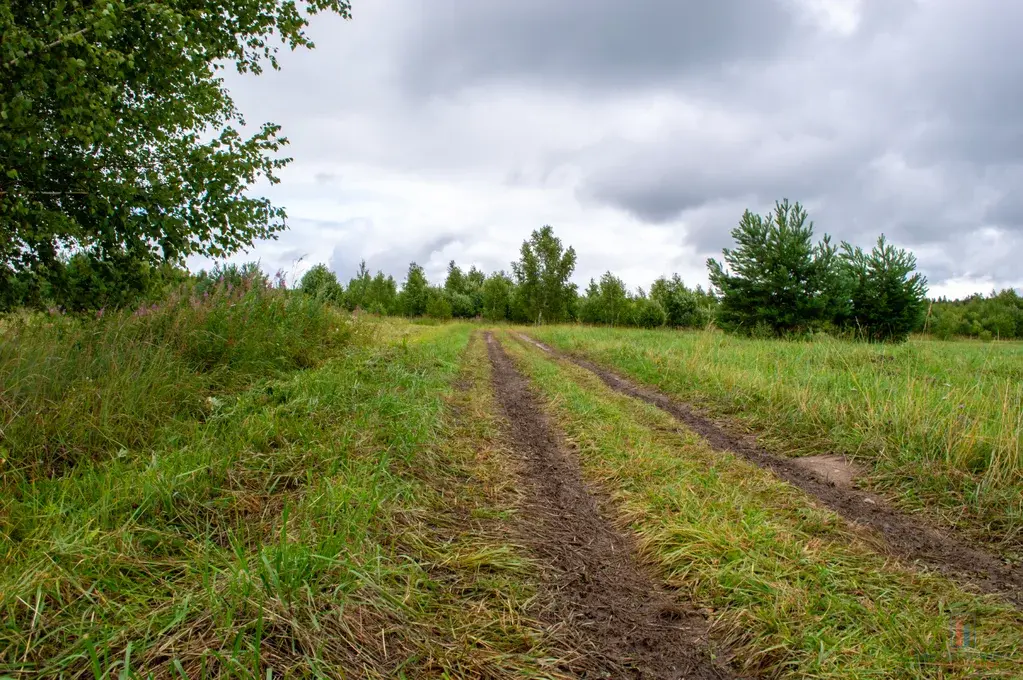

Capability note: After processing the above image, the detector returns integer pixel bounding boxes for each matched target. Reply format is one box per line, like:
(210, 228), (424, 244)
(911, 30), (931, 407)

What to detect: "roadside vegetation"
(528, 325), (1023, 557)
(1, 311), (575, 677)
(500, 331), (1023, 678)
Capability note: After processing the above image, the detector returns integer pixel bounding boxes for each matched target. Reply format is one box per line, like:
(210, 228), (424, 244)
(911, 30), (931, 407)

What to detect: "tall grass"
(1, 322), (568, 677)
(531, 327), (1023, 550)
(1, 274), (356, 480)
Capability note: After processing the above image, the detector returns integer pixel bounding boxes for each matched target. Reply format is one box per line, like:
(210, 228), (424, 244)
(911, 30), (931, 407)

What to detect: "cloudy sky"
(191, 0), (1023, 298)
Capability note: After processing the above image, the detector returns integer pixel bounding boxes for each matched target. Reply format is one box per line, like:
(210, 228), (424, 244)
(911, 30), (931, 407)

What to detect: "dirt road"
(517, 332), (1023, 610)
(486, 333), (735, 679)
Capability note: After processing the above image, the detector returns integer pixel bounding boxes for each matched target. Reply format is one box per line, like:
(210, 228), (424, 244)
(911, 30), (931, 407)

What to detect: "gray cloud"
(398, 0), (796, 95)
(210, 0), (1023, 295)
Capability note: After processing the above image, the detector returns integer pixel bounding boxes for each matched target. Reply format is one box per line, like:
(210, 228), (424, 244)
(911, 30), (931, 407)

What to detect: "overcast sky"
(190, 0), (1023, 298)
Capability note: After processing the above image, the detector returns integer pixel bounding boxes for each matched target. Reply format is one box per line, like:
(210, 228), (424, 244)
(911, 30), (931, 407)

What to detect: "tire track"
(516, 332), (1023, 610)
(486, 333), (734, 680)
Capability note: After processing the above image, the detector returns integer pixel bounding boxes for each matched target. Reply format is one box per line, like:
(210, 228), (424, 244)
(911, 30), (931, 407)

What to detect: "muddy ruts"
(517, 333), (1023, 610)
(485, 332), (734, 680)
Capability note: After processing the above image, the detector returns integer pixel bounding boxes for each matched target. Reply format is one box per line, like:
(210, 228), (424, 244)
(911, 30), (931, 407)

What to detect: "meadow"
(3, 301), (1022, 678)
(1, 284), (571, 678)
(530, 326), (1023, 557)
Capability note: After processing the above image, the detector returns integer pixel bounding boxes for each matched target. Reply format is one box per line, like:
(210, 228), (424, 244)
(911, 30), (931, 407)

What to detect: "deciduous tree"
(399, 262), (429, 317)
(0, 0), (351, 307)
(512, 225), (577, 324)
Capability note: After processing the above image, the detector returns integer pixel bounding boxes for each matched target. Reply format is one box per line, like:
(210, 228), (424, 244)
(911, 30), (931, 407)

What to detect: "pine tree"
(707, 200), (843, 336)
(841, 236), (927, 342)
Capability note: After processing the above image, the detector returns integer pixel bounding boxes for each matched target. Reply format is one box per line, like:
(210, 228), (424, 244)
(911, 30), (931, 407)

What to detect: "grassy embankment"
(529, 327), (1023, 555)
(1, 282), (569, 678)
(502, 331), (1023, 678)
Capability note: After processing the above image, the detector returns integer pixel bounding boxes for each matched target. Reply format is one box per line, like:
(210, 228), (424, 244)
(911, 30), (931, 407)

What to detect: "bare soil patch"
(789, 454), (861, 489)
(519, 333), (1023, 609)
(486, 333), (734, 679)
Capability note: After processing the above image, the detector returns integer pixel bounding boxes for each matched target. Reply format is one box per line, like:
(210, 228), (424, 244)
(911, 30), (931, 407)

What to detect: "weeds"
(0, 273), (356, 480)
(1, 309), (567, 677)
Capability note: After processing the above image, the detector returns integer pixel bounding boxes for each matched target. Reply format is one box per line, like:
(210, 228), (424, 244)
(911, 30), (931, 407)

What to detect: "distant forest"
(297, 202), (1022, 343)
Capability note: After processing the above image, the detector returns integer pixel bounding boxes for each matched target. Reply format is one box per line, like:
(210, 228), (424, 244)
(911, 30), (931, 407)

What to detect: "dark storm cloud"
(398, 0), (797, 94)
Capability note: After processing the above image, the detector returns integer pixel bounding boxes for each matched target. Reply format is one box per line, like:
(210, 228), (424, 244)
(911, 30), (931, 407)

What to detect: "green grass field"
(529, 326), (1023, 556)
(3, 309), (1023, 678)
(501, 330), (1023, 678)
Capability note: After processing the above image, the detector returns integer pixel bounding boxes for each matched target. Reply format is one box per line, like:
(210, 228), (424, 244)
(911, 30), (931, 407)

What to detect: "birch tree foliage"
(512, 225), (577, 324)
(0, 0), (351, 304)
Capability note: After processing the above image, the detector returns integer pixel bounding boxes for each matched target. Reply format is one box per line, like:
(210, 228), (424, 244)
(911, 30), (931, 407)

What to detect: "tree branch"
(5, 27), (90, 68)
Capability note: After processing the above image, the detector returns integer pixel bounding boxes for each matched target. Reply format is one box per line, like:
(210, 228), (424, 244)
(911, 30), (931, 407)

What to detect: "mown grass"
(501, 332), (1023, 678)
(528, 326), (1023, 555)
(1, 314), (569, 678)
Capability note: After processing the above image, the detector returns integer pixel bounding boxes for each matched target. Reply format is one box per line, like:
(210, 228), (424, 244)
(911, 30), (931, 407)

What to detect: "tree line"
(299, 202), (938, 343)
(927, 290), (1023, 341)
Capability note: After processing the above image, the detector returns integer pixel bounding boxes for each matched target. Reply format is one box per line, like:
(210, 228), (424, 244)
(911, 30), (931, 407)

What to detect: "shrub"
(650, 275), (706, 328)
(449, 291), (476, 318)
(299, 263), (344, 304)
(631, 297), (667, 328)
(425, 290), (453, 320)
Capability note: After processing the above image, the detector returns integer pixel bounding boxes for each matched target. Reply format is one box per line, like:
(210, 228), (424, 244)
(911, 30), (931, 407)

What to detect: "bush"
(650, 275), (709, 328)
(299, 264), (344, 305)
(448, 291), (476, 319)
(631, 298), (667, 328)
(425, 290), (453, 320)
(928, 290), (1023, 340)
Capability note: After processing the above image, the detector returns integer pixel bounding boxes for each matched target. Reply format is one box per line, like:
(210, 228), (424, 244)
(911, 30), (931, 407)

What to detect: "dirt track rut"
(486, 333), (734, 680)
(517, 333), (1023, 610)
